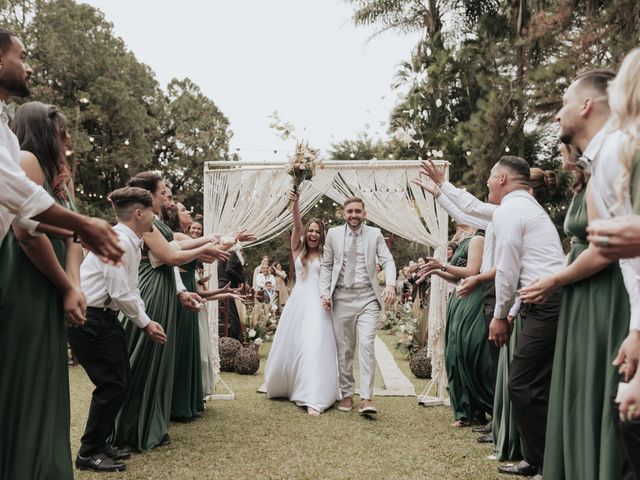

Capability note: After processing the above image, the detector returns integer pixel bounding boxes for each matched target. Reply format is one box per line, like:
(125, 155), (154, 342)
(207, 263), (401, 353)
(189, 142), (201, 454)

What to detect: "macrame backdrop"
(203, 160), (450, 401)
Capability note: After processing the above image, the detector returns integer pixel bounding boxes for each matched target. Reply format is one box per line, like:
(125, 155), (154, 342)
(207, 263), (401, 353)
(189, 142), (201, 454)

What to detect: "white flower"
(249, 329), (256, 338)
(254, 338), (264, 345)
(435, 99), (443, 108)
(271, 304), (278, 312)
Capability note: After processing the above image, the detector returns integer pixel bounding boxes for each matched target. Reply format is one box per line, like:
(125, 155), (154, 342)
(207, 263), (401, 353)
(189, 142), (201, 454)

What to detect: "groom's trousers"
(332, 286), (380, 400)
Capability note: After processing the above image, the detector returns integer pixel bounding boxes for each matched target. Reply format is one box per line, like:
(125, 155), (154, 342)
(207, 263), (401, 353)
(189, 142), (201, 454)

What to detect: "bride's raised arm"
(289, 190), (304, 253)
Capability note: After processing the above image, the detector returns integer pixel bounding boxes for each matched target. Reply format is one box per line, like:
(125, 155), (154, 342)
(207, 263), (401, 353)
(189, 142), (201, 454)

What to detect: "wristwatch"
(440, 264), (448, 272)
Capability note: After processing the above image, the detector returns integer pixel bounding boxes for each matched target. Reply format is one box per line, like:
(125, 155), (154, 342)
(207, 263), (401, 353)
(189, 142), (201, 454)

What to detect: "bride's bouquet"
(288, 141), (322, 193)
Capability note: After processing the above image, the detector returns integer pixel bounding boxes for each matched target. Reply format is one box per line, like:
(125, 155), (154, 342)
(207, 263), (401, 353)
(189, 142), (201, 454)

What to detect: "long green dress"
(112, 217), (178, 451)
(170, 260), (204, 419)
(492, 316), (523, 461)
(543, 189), (630, 479)
(445, 234), (495, 422)
(0, 176), (74, 479)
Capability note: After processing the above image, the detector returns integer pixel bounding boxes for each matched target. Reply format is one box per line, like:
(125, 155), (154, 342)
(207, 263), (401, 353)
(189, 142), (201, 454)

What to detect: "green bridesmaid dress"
(112, 217), (178, 451)
(445, 234), (495, 422)
(0, 177), (74, 479)
(170, 260), (204, 420)
(543, 188), (630, 479)
(492, 315), (523, 461)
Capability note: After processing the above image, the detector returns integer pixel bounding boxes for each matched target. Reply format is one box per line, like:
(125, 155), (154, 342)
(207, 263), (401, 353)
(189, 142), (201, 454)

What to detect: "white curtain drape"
(203, 160), (449, 400)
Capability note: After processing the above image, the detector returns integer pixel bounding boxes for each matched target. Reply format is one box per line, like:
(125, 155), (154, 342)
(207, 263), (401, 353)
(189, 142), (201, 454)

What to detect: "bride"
(264, 191), (339, 416)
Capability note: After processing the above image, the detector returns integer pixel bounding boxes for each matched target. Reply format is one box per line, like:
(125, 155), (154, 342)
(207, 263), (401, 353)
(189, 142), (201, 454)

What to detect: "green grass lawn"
(70, 333), (506, 480)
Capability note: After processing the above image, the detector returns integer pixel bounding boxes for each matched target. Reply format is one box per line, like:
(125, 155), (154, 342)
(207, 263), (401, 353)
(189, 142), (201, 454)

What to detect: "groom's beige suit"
(320, 224), (396, 400)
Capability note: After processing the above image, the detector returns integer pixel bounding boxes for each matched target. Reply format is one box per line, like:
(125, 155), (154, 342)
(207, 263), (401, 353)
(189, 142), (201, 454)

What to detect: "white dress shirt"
(438, 183), (521, 317)
(492, 190), (564, 318)
(587, 125), (640, 331)
(81, 223), (151, 329)
(339, 224), (370, 286)
(0, 102), (55, 245)
(255, 273), (275, 290)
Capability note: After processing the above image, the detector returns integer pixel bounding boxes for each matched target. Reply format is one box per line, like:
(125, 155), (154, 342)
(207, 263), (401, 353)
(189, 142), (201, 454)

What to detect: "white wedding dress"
(264, 256), (340, 412)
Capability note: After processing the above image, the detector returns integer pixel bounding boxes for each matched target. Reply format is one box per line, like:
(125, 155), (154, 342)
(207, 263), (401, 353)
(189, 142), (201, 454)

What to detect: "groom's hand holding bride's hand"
(321, 295), (332, 311)
(382, 285), (396, 306)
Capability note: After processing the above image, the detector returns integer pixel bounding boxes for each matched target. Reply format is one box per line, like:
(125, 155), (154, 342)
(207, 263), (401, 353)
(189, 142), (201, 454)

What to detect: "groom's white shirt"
(320, 224), (396, 305)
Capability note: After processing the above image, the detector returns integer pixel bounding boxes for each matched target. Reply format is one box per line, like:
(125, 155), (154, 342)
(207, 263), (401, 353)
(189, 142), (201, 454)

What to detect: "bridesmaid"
(166, 202), (205, 421)
(421, 224), (494, 426)
(0, 102), (83, 479)
(520, 144), (630, 479)
(112, 172), (230, 451)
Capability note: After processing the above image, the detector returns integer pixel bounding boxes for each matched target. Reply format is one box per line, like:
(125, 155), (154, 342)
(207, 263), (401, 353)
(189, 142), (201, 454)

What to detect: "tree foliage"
(0, 0), (233, 219)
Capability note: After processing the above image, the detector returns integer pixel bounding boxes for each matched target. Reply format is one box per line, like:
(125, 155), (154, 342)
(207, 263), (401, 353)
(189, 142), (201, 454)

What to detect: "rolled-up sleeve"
(104, 264), (151, 329)
(0, 144), (54, 218)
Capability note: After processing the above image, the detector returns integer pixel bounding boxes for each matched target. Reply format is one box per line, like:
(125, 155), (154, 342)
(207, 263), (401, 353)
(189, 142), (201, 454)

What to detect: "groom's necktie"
(344, 233), (357, 287)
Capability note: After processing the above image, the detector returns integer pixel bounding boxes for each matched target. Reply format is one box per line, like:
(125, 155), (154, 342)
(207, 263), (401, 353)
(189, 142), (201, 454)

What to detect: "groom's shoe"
(358, 399), (378, 415)
(337, 397), (353, 412)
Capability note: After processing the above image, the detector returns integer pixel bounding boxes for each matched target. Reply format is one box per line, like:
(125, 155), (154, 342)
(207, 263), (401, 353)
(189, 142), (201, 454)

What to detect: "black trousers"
(508, 290), (561, 468)
(67, 307), (130, 457)
(612, 396), (640, 480)
(218, 283), (241, 341)
(483, 281), (499, 390)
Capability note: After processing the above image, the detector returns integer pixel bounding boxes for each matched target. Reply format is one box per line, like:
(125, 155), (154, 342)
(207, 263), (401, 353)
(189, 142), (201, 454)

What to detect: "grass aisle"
(71, 332), (504, 480)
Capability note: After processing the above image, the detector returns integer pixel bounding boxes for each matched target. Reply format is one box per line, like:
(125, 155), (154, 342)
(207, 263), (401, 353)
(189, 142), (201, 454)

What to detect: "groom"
(320, 197), (396, 414)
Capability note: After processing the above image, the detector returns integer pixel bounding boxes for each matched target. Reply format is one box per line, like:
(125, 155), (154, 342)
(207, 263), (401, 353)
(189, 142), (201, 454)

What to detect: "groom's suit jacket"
(320, 224), (396, 307)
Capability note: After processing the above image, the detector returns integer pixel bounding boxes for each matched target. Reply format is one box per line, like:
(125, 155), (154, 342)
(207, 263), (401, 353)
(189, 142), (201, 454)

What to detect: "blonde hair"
(609, 48), (640, 207)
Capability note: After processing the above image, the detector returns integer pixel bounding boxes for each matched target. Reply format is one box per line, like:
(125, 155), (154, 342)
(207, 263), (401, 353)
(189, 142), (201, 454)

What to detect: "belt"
(87, 306), (117, 319)
(336, 283), (372, 292)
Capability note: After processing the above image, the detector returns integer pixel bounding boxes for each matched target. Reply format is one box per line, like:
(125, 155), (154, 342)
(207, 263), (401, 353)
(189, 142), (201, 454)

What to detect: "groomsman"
(68, 187), (167, 472)
(0, 27), (122, 262)
(486, 156), (564, 479)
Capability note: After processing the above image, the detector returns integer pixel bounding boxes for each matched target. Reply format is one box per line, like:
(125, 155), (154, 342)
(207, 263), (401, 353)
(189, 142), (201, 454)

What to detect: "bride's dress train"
(264, 257), (339, 412)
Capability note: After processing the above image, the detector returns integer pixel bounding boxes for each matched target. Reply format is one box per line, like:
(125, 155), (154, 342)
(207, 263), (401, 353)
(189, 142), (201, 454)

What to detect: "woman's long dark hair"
(12, 101), (74, 200)
(164, 204), (183, 233)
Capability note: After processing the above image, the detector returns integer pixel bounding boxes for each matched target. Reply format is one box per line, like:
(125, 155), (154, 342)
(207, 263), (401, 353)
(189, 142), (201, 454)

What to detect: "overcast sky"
(83, 0), (419, 161)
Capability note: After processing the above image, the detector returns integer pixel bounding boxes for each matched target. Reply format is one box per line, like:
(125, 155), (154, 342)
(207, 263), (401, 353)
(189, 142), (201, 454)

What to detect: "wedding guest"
(253, 255), (269, 287)
(112, 172), (229, 452)
(263, 280), (278, 305)
(447, 242), (457, 261)
(217, 249), (245, 341)
(487, 156), (564, 479)
(0, 28), (122, 263)
(582, 53), (640, 480)
(165, 203), (205, 421)
(0, 101), (83, 479)
(189, 220), (203, 239)
(256, 263), (276, 291)
(272, 261), (289, 306)
(419, 224), (494, 427)
(70, 187), (167, 473)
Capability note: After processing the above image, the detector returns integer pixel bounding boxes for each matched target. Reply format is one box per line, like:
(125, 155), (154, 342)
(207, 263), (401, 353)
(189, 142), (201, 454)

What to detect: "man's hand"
(63, 286), (87, 326)
(143, 320), (167, 344)
(410, 176), (440, 196)
(419, 159), (446, 186)
(489, 316), (511, 347)
(456, 275), (480, 298)
(518, 276), (560, 304)
(178, 291), (203, 312)
(234, 230), (256, 243)
(321, 295), (332, 312)
(619, 374), (640, 421)
(382, 285), (396, 306)
(613, 330), (640, 381)
(204, 245), (230, 262)
(587, 215), (640, 260)
(78, 217), (124, 264)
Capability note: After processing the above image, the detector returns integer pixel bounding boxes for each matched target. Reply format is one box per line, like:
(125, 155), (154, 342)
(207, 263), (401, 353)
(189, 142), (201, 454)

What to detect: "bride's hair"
(299, 217), (325, 279)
